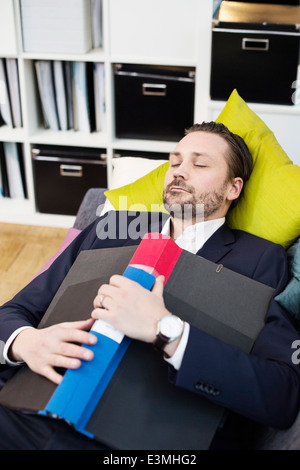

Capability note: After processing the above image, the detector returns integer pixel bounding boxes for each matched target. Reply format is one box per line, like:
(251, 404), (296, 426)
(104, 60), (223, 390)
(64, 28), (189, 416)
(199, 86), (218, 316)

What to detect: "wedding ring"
(99, 295), (105, 308)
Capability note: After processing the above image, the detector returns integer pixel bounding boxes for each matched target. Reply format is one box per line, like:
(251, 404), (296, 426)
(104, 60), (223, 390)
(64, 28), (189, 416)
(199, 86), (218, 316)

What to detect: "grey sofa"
(73, 187), (108, 230)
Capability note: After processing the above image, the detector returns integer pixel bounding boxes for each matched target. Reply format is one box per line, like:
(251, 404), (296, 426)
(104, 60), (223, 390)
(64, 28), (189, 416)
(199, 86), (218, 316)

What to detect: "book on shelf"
(35, 60), (105, 134)
(93, 62), (106, 132)
(6, 59), (23, 128)
(64, 62), (74, 130)
(0, 58), (13, 128)
(0, 58), (23, 129)
(91, 0), (103, 48)
(73, 61), (97, 133)
(35, 61), (60, 131)
(0, 142), (27, 199)
(53, 61), (69, 132)
(0, 142), (9, 197)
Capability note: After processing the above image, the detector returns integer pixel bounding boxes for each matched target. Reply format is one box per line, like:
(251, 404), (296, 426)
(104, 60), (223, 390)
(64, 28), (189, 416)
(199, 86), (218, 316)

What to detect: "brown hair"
(185, 122), (253, 208)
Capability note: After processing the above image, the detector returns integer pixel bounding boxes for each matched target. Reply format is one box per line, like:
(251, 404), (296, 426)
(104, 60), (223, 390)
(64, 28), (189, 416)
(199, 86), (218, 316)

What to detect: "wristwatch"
(153, 314), (184, 355)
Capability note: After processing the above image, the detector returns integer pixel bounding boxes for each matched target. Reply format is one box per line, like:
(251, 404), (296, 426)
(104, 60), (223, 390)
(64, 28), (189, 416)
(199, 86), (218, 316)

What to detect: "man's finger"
(40, 364), (64, 385)
(54, 324), (98, 346)
(57, 341), (94, 362)
(152, 275), (165, 297)
(60, 318), (95, 331)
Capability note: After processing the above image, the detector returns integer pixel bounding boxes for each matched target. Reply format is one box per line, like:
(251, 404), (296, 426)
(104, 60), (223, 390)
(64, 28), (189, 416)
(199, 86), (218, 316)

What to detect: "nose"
(172, 161), (189, 180)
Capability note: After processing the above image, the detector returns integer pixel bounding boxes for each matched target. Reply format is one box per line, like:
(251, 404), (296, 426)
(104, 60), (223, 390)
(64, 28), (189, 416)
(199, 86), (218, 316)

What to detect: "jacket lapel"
(196, 222), (236, 263)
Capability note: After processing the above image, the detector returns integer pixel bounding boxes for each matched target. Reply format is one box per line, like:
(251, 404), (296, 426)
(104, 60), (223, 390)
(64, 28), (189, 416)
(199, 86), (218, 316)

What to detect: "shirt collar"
(161, 217), (225, 254)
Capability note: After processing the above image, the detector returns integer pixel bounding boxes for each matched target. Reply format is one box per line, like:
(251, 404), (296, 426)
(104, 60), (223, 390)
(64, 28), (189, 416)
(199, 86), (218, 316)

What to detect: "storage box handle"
(242, 38), (269, 51)
(60, 164), (83, 177)
(142, 83), (167, 96)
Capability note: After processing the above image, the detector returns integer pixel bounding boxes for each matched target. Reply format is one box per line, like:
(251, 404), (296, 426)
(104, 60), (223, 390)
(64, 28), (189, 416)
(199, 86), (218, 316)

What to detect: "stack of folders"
(0, 58), (23, 128)
(21, 0), (103, 54)
(0, 142), (27, 199)
(35, 61), (106, 133)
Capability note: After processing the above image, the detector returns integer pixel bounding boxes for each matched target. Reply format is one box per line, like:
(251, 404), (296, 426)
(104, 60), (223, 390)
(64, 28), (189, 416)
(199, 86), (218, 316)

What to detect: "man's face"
(163, 131), (236, 221)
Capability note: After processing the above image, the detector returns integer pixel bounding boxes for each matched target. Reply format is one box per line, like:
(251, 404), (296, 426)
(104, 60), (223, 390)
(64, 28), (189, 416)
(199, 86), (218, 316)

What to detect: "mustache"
(165, 179), (194, 194)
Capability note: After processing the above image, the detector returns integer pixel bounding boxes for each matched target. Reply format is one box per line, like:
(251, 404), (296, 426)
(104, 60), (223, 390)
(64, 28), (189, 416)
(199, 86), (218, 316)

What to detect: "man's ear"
(227, 177), (243, 202)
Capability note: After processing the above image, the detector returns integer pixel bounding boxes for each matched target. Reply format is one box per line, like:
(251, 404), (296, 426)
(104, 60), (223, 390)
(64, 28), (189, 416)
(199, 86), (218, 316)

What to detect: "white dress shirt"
(4, 217), (225, 370)
(160, 217), (225, 370)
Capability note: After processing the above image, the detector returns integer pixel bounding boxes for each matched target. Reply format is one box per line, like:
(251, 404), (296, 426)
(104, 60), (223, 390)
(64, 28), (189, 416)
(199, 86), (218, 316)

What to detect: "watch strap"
(153, 332), (171, 354)
(153, 314), (184, 357)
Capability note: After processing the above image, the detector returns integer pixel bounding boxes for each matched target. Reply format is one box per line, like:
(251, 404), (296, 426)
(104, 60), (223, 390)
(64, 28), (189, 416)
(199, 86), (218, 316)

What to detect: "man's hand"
(91, 275), (170, 343)
(9, 318), (98, 384)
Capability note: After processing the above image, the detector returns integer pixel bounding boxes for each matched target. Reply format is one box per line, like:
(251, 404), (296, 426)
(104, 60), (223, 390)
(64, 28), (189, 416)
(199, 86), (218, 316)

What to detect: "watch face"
(160, 315), (183, 339)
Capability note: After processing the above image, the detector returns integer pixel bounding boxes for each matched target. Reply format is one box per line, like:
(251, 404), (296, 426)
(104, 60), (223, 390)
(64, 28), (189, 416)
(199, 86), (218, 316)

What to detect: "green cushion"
(216, 89), (300, 249)
(105, 161), (169, 213)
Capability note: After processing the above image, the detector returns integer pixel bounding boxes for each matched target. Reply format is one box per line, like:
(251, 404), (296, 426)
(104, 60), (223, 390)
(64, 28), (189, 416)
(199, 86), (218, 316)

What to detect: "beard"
(163, 179), (227, 221)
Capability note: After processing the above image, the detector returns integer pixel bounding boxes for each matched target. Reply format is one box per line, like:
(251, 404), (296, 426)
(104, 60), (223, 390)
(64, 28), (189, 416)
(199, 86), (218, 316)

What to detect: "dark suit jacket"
(0, 210), (300, 442)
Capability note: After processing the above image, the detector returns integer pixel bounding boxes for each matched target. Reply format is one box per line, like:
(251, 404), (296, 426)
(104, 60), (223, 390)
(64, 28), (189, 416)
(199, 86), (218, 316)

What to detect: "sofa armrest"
(73, 188), (108, 230)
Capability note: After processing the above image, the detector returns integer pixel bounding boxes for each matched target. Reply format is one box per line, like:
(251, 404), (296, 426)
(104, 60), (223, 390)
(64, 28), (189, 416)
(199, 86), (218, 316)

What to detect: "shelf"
(22, 47), (106, 63)
(0, 197), (75, 227)
(29, 128), (108, 149)
(112, 138), (176, 154)
(0, 126), (27, 142)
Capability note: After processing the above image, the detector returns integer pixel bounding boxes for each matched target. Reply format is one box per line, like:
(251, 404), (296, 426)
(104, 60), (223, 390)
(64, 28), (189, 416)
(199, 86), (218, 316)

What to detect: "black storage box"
(210, 2), (300, 105)
(32, 145), (107, 215)
(114, 64), (195, 141)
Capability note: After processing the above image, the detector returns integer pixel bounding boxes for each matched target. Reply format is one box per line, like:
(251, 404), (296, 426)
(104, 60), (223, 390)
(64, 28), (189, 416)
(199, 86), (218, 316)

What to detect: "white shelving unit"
(0, 0), (300, 227)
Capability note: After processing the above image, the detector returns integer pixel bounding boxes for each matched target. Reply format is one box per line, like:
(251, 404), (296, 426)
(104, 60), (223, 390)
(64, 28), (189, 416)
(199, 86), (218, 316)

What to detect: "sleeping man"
(0, 121), (299, 450)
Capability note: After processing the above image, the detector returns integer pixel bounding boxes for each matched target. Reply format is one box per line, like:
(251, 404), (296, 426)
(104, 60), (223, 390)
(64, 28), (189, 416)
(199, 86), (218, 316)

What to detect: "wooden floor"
(0, 223), (68, 305)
